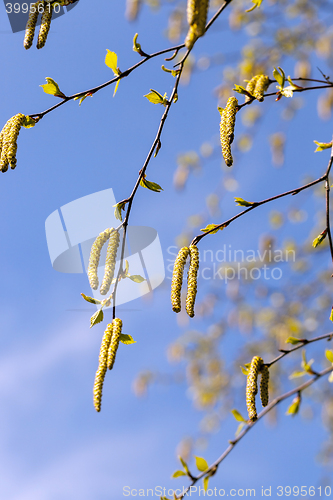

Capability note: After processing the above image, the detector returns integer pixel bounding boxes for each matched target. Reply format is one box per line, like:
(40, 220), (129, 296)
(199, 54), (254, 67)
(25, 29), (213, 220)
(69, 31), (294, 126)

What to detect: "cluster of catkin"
(93, 318), (123, 412)
(0, 114), (25, 172)
(246, 356), (270, 422)
(24, 1), (55, 49)
(88, 228), (120, 295)
(220, 97), (238, 167)
(185, 0), (209, 50)
(171, 245), (199, 318)
(245, 74), (270, 102)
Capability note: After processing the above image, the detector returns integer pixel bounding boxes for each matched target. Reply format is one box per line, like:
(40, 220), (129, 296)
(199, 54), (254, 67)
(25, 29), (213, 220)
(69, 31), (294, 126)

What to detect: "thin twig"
(325, 141), (333, 268)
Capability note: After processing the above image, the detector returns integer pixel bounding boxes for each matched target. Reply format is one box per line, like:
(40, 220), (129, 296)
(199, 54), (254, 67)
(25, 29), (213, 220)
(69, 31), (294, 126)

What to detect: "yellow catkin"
(171, 247), (190, 313)
(185, 0), (209, 49)
(88, 228), (112, 290)
(185, 245), (199, 318)
(107, 318), (122, 370)
(37, 3), (53, 49)
(260, 364), (269, 407)
(23, 1), (43, 49)
(253, 74), (270, 102)
(220, 97), (238, 167)
(100, 229), (120, 296)
(93, 323), (113, 412)
(246, 356), (263, 422)
(245, 75), (260, 102)
(0, 114), (25, 172)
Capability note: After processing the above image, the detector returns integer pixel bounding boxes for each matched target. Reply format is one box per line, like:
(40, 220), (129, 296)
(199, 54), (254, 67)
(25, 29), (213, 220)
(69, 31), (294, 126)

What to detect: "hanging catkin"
(0, 114), (26, 172)
(93, 323), (113, 412)
(185, 245), (199, 318)
(107, 318), (122, 370)
(260, 364), (269, 407)
(24, 1), (43, 49)
(253, 75), (270, 102)
(171, 247), (190, 313)
(246, 356), (263, 421)
(245, 75), (260, 102)
(100, 229), (120, 295)
(37, 3), (53, 49)
(185, 0), (209, 49)
(88, 228), (112, 290)
(220, 97), (238, 167)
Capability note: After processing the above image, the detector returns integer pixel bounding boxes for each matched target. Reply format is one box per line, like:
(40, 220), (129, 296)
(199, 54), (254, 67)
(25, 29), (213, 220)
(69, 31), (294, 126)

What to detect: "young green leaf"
(154, 140), (161, 157)
(217, 106), (224, 116)
(234, 197), (255, 207)
(233, 84), (251, 96)
(326, 349), (333, 363)
(200, 224), (223, 235)
(231, 409), (246, 422)
(179, 456), (190, 475)
(235, 422), (246, 437)
(105, 50), (119, 74)
(241, 363), (251, 375)
(286, 395), (301, 416)
(22, 116), (37, 128)
(289, 370), (306, 379)
(40, 77), (66, 98)
(140, 176), (163, 192)
(246, 0), (263, 12)
(329, 371), (333, 383)
(286, 336), (302, 345)
(195, 456), (209, 472)
(119, 333), (137, 344)
(114, 201), (126, 221)
(171, 470), (186, 478)
(144, 89), (168, 106)
(133, 33), (141, 53)
(81, 293), (102, 305)
(312, 229), (328, 248)
(330, 307), (333, 323)
(128, 275), (145, 283)
(90, 308), (104, 328)
(161, 65), (180, 77)
(203, 476), (209, 492)
(273, 67), (285, 88)
(74, 92), (93, 106)
(314, 140), (333, 152)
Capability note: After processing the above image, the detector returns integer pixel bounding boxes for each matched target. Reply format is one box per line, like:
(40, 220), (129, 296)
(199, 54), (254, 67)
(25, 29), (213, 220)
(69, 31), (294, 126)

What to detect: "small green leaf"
(22, 115), (37, 128)
(234, 197), (255, 207)
(314, 140), (333, 152)
(105, 50), (119, 75)
(140, 176), (163, 192)
(235, 422), (246, 437)
(326, 349), (333, 363)
(179, 456), (190, 475)
(81, 293), (102, 305)
(246, 0), (263, 12)
(233, 84), (251, 96)
(273, 67), (285, 88)
(90, 309), (104, 328)
(200, 224), (223, 235)
(161, 65), (180, 77)
(119, 333), (136, 345)
(40, 77), (66, 98)
(113, 201), (126, 221)
(329, 371), (333, 383)
(173, 93), (178, 103)
(286, 336), (302, 345)
(231, 409), (246, 422)
(128, 275), (145, 283)
(241, 363), (251, 375)
(113, 79), (120, 97)
(313, 229), (328, 248)
(195, 456), (209, 472)
(286, 396), (301, 416)
(172, 470), (186, 478)
(330, 307), (333, 323)
(154, 140), (161, 158)
(133, 33), (141, 53)
(217, 106), (224, 116)
(144, 89), (167, 105)
(203, 476), (209, 492)
(74, 92), (93, 106)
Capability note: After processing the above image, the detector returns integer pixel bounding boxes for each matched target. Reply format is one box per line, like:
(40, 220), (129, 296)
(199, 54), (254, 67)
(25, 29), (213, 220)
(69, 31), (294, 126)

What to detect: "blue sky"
(0, 1), (333, 499)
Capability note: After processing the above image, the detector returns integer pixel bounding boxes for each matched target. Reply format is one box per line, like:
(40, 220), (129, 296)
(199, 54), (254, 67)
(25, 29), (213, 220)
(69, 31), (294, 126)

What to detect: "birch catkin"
(107, 318), (122, 370)
(253, 75), (270, 102)
(185, 0), (209, 49)
(100, 229), (120, 295)
(37, 3), (53, 49)
(260, 364), (269, 407)
(171, 247), (190, 313)
(88, 228), (112, 290)
(93, 323), (113, 412)
(246, 356), (263, 421)
(0, 114), (25, 172)
(245, 75), (260, 102)
(220, 97), (238, 167)
(185, 245), (199, 318)
(24, 1), (43, 49)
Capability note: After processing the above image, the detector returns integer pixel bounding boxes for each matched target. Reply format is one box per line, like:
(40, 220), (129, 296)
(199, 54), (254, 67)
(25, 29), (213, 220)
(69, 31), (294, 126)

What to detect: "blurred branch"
(325, 142), (333, 268)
